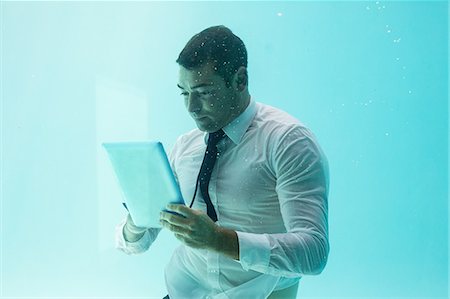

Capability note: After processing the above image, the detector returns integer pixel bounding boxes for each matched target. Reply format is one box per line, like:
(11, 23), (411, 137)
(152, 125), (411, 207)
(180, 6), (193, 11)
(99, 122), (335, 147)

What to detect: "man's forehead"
(180, 63), (215, 76)
(178, 64), (219, 90)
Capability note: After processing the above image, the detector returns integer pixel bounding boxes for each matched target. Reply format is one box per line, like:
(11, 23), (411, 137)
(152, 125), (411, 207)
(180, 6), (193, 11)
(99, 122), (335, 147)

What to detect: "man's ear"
(236, 69), (248, 87)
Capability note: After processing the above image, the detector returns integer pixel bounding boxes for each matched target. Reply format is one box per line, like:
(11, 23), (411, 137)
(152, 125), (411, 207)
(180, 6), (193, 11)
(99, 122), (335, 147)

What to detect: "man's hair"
(176, 25), (248, 88)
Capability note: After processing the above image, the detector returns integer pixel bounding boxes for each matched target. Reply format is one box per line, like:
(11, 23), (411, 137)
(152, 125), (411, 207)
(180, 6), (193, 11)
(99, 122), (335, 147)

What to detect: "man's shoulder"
(255, 102), (327, 175)
(254, 101), (311, 139)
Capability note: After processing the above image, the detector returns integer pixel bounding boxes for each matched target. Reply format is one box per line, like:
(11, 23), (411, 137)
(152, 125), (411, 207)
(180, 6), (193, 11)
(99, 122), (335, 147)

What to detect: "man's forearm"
(215, 227), (240, 260)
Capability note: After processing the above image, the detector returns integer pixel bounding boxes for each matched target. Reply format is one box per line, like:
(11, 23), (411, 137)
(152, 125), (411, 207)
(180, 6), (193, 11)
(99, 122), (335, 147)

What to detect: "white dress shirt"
(115, 97), (330, 299)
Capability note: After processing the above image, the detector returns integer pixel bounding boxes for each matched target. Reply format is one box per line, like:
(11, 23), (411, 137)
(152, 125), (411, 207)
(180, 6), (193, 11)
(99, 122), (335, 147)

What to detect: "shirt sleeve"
(115, 215), (161, 255)
(236, 125), (330, 278)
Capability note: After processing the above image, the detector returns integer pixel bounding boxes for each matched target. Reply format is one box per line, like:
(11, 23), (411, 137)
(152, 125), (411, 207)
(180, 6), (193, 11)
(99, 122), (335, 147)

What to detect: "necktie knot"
(208, 129), (226, 147)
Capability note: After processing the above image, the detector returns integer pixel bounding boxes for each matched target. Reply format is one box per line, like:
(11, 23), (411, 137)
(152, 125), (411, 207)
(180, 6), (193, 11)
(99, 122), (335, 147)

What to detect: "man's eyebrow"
(177, 83), (213, 90)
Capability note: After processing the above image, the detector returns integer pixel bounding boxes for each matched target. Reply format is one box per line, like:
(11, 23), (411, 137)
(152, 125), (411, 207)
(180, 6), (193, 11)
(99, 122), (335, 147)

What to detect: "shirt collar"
(203, 96), (257, 146)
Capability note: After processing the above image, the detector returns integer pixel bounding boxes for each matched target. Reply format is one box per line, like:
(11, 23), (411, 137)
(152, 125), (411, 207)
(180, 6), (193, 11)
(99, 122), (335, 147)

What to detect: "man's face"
(177, 62), (240, 133)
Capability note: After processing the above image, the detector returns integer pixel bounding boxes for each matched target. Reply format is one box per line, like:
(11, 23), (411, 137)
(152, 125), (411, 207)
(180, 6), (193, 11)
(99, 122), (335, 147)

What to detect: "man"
(115, 25), (330, 299)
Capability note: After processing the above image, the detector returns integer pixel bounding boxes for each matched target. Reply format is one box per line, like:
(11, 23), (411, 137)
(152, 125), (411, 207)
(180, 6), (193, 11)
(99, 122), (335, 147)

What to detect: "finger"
(161, 219), (189, 236)
(160, 211), (191, 227)
(174, 233), (200, 248)
(174, 233), (186, 242)
(166, 204), (196, 218)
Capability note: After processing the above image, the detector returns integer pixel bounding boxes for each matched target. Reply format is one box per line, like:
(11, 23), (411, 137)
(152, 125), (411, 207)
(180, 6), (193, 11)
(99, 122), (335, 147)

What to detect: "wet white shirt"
(115, 98), (330, 299)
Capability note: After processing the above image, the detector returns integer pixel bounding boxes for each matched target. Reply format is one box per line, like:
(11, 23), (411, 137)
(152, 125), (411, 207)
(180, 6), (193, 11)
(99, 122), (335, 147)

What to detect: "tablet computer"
(102, 141), (185, 228)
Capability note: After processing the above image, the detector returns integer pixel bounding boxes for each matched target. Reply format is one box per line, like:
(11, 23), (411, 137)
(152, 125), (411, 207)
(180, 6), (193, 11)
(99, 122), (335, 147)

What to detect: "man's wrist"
(125, 221), (147, 234)
(123, 223), (146, 242)
(214, 226), (240, 261)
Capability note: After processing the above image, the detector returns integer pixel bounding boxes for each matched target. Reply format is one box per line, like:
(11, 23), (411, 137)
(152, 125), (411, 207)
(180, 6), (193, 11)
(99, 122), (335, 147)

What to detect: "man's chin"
(195, 123), (208, 132)
(196, 123), (220, 133)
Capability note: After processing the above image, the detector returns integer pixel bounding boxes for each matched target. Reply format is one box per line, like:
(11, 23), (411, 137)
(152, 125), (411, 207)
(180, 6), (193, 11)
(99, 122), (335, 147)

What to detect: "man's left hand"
(160, 204), (221, 250)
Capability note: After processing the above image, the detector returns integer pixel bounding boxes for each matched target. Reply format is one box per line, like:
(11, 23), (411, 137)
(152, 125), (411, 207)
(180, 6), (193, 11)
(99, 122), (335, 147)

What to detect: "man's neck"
(229, 93), (251, 123)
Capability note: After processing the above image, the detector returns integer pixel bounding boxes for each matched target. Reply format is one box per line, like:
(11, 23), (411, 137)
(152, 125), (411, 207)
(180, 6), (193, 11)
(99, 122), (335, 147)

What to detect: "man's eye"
(180, 91), (213, 96)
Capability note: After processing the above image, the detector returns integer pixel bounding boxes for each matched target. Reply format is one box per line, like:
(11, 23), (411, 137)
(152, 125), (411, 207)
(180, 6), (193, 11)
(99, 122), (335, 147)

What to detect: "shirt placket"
(206, 250), (221, 293)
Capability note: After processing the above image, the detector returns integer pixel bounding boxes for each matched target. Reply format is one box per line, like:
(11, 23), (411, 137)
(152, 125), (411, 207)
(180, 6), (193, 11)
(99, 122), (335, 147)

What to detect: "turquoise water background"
(2, 1), (448, 298)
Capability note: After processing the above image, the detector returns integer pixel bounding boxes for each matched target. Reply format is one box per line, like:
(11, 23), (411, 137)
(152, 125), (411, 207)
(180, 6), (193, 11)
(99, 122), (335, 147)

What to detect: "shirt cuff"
(115, 217), (151, 255)
(236, 231), (271, 273)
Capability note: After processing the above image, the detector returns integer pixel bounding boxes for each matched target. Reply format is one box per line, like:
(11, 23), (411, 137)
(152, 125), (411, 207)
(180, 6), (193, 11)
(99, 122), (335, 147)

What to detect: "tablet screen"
(103, 141), (185, 228)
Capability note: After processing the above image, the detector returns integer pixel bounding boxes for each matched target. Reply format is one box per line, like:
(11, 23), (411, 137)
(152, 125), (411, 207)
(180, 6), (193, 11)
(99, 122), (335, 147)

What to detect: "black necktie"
(189, 129), (226, 222)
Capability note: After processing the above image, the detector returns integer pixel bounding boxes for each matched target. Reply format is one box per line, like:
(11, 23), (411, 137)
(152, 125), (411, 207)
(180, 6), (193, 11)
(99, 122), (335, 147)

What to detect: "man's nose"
(186, 94), (201, 114)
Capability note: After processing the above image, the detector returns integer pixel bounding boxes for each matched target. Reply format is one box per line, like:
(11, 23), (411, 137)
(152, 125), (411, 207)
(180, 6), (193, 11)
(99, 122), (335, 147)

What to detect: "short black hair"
(176, 25), (248, 88)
